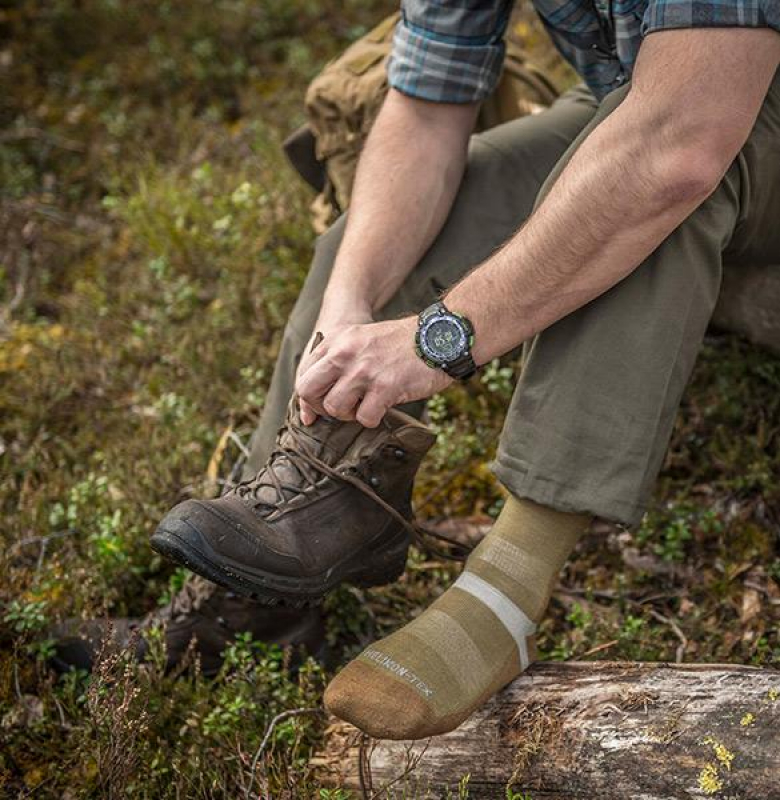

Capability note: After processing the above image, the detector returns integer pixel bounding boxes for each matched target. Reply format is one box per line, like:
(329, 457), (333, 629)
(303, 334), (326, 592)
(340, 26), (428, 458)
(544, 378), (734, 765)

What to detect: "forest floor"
(1, 2), (778, 798)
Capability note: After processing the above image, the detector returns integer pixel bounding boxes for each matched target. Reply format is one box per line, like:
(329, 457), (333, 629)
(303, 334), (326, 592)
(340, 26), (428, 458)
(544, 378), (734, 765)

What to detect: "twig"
(10, 530), (77, 572)
(12, 529), (77, 551)
(0, 255), (30, 330)
(52, 694), (67, 728)
(19, 774), (56, 799)
(744, 579), (780, 606)
(558, 586), (690, 662)
(358, 733), (374, 798)
(0, 126), (84, 152)
(245, 708), (321, 800)
(648, 610), (688, 663)
(581, 639), (619, 658)
(226, 431), (252, 486)
(359, 738), (431, 800)
(229, 431), (252, 459)
(36, 538), (47, 574)
(13, 663), (22, 701)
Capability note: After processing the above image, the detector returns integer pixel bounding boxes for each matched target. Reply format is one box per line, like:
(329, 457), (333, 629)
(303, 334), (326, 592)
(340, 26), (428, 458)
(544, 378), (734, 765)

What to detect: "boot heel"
(350, 536), (410, 589)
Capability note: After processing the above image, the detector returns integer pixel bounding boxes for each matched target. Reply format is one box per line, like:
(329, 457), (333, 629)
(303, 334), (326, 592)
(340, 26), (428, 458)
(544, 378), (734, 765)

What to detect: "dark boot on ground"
(49, 574), (326, 676)
(150, 400), (436, 605)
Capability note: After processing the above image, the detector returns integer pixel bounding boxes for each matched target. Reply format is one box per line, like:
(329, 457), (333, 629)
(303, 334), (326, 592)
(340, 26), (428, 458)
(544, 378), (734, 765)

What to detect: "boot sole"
(150, 516), (409, 607)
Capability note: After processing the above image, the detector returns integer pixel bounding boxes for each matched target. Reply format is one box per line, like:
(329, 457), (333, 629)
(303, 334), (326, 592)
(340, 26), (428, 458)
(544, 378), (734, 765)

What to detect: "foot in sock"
(324, 497), (589, 739)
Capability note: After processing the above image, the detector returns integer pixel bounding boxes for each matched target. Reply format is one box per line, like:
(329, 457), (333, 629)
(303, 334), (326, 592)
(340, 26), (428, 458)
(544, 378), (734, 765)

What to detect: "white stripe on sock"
(453, 571), (537, 670)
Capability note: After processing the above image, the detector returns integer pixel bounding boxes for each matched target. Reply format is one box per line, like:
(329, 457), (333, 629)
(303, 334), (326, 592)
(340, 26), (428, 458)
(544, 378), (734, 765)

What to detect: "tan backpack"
(283, 13), (559, 230)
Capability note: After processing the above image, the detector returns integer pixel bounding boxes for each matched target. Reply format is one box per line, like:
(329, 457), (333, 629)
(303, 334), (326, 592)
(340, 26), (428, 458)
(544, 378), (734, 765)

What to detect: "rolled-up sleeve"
(643, 0), (780, 37)
(387, 0), (515, 103)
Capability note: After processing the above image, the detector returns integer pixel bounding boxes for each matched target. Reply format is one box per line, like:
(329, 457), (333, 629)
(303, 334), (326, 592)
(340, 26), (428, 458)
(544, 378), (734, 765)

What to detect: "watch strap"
(442, 351), (477, 381)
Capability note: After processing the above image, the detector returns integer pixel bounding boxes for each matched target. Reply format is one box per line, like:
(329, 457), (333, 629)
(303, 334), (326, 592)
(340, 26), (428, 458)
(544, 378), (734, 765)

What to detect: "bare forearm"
(446, 29), (780, 366)
(447, 96), (716, 363)
(320, 89), (478, 320)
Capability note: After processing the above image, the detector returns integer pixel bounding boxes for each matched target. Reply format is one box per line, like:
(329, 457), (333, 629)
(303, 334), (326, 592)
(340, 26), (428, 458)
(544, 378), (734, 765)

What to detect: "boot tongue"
(279, 407), (366, 466)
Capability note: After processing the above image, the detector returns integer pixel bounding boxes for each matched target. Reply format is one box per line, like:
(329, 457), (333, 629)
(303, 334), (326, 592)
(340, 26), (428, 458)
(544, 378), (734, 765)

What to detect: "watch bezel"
(417, 308), (470, 367)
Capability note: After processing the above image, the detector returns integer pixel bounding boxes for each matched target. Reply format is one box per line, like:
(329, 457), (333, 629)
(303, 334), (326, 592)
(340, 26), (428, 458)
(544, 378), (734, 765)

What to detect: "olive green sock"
(324, 497), (589, 739)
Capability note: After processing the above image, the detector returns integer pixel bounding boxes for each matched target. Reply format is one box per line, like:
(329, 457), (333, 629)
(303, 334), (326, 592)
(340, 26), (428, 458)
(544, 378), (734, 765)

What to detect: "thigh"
(726, 67), (780, 265)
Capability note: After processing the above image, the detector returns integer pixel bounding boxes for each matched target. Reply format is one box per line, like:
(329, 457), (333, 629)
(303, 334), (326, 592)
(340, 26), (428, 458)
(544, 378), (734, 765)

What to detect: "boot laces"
(163, 575), (217, 622)
(232, 418), (335, 515)
(233, 417), (472, 562)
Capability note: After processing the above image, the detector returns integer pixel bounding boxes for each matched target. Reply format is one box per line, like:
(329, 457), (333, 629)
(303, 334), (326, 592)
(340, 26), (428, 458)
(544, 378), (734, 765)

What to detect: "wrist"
(319, 291), (373, 327)
(442, 292), (495, 367)
(415, 300), (478, 381)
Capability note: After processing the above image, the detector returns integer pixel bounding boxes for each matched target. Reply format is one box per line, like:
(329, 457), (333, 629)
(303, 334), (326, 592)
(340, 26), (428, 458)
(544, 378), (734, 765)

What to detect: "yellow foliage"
(703, 736), (735, 771)
(0, 323), (65, 373)
(698, 763), (723, 795)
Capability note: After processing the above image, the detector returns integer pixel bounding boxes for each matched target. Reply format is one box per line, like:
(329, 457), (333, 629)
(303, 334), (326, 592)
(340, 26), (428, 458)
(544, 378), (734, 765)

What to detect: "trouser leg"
(494, 73), (780, 527)
(243, 86), (599, 476)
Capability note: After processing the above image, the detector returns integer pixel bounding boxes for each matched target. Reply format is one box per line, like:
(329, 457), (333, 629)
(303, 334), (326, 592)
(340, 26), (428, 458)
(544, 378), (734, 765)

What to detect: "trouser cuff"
(491, 449), (646, 529)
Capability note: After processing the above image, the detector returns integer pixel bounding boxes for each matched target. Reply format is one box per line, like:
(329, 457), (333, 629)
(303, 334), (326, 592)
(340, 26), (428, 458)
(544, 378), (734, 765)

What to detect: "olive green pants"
(245, 73), (780, 527)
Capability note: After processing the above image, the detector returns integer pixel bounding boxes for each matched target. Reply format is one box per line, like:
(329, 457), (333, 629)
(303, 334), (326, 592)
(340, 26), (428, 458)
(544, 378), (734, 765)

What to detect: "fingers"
(294, 319), (423, 429)
(321, 378), (363, 421)
(296, 331), (329, 425)
(295, 356), (341, 415)
(355, 391), (390, 428)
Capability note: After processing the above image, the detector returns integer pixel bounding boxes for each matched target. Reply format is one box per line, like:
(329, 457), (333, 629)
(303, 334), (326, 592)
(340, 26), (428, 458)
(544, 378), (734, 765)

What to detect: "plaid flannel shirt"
(387, 0), (780, 102)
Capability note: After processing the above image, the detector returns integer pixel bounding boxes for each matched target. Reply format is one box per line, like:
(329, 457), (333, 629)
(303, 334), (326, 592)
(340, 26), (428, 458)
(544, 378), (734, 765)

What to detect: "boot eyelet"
(216, 616), (228, 628)
(369, 476), (381, 488)
(393, 448), (406, 459)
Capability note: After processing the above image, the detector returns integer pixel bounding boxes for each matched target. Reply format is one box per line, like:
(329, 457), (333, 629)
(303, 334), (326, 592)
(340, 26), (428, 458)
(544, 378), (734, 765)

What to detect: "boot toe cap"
(153, 498), (303, 577)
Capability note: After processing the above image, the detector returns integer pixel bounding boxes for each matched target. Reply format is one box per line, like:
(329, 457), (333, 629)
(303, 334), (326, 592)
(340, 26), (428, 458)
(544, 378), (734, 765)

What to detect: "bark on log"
(314, 661), (780, 799)
(714, 263), (780, 354)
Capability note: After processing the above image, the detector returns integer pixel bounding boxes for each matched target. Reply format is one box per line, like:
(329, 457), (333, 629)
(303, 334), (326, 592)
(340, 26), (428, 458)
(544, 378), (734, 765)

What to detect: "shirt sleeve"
(643, 0), (780, 37)
(387, 0), (515, 104)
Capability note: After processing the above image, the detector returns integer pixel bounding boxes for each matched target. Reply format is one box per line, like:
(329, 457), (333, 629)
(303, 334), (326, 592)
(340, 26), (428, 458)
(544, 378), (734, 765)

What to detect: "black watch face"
(421, 317), (466, 363)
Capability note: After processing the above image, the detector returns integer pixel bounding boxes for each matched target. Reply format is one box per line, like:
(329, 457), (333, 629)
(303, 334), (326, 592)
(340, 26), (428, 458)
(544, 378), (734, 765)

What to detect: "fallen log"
(314, 661), (780, 799)
(714, 262), (780, 354)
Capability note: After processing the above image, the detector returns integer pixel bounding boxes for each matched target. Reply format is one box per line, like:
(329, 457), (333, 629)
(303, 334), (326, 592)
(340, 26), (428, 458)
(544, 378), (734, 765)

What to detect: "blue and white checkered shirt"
(387, 0), (780, 102)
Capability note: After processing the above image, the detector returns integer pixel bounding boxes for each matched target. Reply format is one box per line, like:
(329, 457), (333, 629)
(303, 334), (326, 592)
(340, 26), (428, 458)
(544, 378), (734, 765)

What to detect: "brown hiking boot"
(150, 400), (436, 605)
(49, 574), (325, 676)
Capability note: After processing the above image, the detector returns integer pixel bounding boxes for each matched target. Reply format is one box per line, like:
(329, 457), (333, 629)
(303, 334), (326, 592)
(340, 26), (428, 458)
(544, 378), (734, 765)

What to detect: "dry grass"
(1, 2), (778, 798)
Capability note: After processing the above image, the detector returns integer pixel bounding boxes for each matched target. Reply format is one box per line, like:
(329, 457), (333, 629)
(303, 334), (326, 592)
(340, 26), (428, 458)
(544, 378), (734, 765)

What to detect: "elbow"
(628, 97), (739, 209)
(653, 144), (729, 209)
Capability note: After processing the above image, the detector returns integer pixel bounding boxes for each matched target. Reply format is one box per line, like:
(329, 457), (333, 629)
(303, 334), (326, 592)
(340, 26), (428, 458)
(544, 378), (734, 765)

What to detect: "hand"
(297, 304), (373, 425)
(295, 316), (453, 428)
